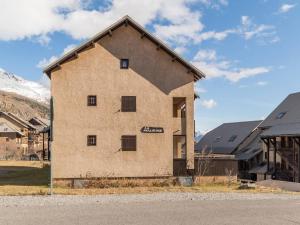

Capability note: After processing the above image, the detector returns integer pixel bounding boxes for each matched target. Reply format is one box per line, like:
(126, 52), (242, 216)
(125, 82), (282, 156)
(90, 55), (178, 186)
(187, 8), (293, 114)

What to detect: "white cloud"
(192, 49), (270, 82)
(36, 56), (58, 69)
(239, 16), (278, 43)
(37, 44), (77, 68)
(0, 0), (278, 54)
(256, 81), (268, 86)
(198, 0), (228, 9)
(196, 29), (236, 43)
(174, 46), (188, 54)
(0, 0), (204, 43)
(200, 99), (217, 109)
(278, 4), (296, 13)
(62, 44), (77, 54)
(195, 84), (207, 94)
(194, 49), (217, 61)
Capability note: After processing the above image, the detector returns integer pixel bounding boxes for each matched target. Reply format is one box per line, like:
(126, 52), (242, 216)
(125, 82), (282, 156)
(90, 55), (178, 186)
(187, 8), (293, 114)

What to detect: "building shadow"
(0, 165), (50, 186)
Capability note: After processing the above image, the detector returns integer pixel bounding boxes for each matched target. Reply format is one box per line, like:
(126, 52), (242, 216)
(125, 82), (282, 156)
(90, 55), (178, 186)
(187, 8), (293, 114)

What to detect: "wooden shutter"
(121, 96), (136, 112)
(121, 135), (136, 151)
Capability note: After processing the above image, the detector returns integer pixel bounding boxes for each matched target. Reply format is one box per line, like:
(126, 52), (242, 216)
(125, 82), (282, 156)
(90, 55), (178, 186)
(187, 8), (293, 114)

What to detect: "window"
(121, 96), (136, 112)
(120, 59), (129, 69)
(87, 135), (97, 146)
(276, 112), (286, 119)
(288, 137), (293, 148)
(264, 152), (267, 160)
(228, 135), (237, 142)
(121, 135), (136, 151)
(87, 95), (97, 106)
(6, 138), (9, 142)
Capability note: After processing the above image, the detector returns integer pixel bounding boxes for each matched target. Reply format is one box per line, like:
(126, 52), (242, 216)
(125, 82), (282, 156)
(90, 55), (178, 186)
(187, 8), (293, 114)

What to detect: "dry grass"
(0, 183), (293, 196)
(0, 160), (46, 168)
(0, 186), (49, 196)
(0, 161), (296, 196)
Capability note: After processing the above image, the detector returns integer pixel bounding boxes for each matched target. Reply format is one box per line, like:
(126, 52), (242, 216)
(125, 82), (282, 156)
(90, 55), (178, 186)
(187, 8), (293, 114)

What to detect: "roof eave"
(43, 15), (205, 81)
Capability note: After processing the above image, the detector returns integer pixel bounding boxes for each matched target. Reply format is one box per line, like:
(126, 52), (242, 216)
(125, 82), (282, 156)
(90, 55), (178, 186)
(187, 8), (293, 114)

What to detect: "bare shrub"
(225, 168), (234, 187)
(196, 145), (213, 177)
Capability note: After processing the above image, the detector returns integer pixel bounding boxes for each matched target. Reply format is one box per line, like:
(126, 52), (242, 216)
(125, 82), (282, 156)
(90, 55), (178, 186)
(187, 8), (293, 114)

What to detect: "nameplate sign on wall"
(141, 127), (164, 133)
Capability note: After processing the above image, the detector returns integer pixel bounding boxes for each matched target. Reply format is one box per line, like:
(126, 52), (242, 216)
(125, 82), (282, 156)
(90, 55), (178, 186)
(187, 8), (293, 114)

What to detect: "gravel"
(1, 192), (300, 207)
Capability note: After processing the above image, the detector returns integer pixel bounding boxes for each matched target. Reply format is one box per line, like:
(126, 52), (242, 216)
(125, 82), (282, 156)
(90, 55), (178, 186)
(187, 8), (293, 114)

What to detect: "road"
(1, 192), (300, 225)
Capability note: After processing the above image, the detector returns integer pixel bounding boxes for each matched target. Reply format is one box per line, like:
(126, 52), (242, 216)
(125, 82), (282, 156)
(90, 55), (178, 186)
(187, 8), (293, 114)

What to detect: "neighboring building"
(0, 122), (23, 160)
(195, 120), (262, 180)
(44, 16), (205, 179)
(28, 117), (50, 160)
(234, 128), (264, 180)
(0, 111), (50, 160)
(258, 92), (300, 182)
(195, 121), (262, 155)
(0, 111), (35, 159)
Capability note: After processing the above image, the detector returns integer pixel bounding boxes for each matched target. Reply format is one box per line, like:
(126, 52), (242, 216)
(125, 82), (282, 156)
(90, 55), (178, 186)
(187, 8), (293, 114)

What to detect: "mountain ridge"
(0, 90), (49, 120)
(0, 68), (50, 104)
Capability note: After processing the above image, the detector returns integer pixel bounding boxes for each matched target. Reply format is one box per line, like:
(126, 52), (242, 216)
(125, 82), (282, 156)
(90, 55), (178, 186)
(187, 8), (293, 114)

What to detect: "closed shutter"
(121, 135), (136, 151)
(121, 96), (136, 112)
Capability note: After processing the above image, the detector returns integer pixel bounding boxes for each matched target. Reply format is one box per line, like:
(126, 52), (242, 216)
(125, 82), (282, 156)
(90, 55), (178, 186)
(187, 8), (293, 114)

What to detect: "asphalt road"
(1, 193), (300, 225)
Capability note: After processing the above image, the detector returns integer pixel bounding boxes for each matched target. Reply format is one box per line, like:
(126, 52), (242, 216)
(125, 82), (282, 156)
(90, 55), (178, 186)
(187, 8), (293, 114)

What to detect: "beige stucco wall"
(51, 25), (195, 179)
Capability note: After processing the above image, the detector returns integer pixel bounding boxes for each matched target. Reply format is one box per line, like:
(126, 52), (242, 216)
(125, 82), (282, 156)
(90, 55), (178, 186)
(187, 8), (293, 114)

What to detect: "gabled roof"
(234, 128), (263, 161)
(0, 122), (24, 136)
(43, 15), (205, 81)
(28, 117), (49, 127)
(261, 122), (300, 137)
(0, 111), (35, 129)
(195, 120), (262, 154)
(259, 92), (300, 128)
(28, 117), (50, 133)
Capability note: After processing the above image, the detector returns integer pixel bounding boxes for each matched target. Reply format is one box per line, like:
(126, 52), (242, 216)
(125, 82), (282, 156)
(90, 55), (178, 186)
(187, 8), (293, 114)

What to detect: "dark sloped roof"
(195, 120), (262, 154)
(234, 128), (263, 160)
(259, 92), (300, 128)
(43, 15), (205, 81)
(261, 122), (300, 137)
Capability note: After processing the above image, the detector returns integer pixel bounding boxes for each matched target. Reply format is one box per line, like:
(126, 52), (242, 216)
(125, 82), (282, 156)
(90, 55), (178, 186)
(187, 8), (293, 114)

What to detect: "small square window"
(121, 135), (136, 151)
(120, 59), (129, 69)
(6, 138), (9, 142)
(87, 95), (97, 106)
(87, 135), (97, 146)
(121, 96), (136, 112)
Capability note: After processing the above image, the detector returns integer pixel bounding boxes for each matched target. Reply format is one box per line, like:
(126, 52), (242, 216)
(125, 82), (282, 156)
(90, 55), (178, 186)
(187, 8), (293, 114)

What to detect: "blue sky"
(0, 0), (299, 133)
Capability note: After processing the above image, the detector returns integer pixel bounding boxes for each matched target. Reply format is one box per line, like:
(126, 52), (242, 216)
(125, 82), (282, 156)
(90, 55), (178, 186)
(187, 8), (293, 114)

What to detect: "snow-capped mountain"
(0, 68), (50, 104)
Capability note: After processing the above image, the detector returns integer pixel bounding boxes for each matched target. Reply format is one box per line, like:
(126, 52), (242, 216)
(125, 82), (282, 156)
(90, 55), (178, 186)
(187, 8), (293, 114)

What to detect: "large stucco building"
(44, 16), (205, 179)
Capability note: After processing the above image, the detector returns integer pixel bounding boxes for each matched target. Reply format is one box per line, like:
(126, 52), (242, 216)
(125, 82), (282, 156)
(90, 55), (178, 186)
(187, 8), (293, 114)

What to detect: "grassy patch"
(0, 161), (50, 196)
(0, 164), (50, 186)
(0, 161), (295, 196)
(50, 184), (292, 195)
(0, 183), (291, 196)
